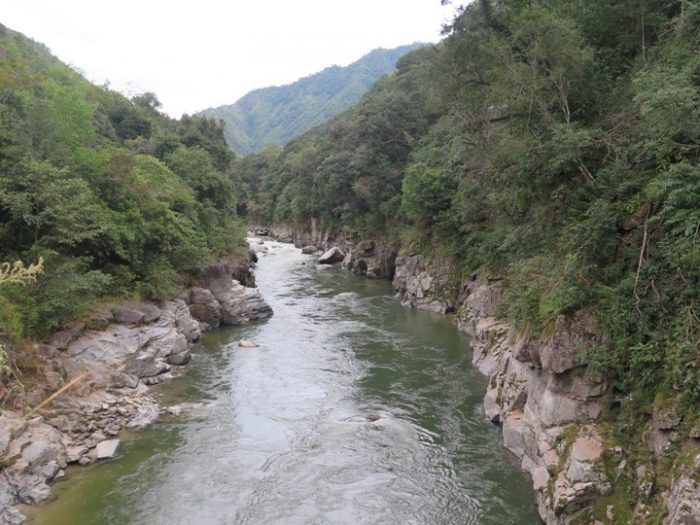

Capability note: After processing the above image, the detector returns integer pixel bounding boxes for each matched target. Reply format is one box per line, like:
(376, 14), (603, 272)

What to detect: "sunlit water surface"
(27, 240), (540, 525)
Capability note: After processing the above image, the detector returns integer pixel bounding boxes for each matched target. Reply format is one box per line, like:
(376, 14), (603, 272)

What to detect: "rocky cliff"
(0, 254), (272, 524)
(391, 251), (700, 525)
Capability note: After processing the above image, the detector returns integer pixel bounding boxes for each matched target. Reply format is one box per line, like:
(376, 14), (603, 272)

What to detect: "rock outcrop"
(459, 280), (610, 524)
(392, 251), (458, 313)
(341, 240), (397, 279)
(0, 256), (272, 522)
(665, 454), (700, 525)
(318, 247), (345, 265)
(265, 221), (398, 280)
(391, 251), (615, 523)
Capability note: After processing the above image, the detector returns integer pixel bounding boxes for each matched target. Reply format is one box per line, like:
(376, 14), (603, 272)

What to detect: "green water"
(28, 241), (540, 525)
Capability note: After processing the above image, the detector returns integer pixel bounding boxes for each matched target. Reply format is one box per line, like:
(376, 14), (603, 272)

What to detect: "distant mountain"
(199, 43), (425, 155)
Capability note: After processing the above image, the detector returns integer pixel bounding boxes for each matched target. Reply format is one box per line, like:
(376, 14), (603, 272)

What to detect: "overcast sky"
(3, 0), (457, 117)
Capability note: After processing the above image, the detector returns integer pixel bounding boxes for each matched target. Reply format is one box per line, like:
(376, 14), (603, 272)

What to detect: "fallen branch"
(22, 373), (88, 420)
(633, 207), (651, 315)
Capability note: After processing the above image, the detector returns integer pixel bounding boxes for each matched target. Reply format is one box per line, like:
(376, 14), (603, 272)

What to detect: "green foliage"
(33, 256), (113, 334)
(0, 22), (244, 347)
(200, 44), (425, 154)
(237, 1), (700, 409)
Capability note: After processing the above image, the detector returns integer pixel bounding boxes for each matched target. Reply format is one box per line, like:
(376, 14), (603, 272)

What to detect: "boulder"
(95, 439), (120, 459)
(111, 371), (139, 389)
(238, 340), (259, 348)
(653, 396), (683, 430)
(48, 322), (85, 351)
(188, 287), (222, 328)
(113, 304), (145, 325)
(213, 282), (272, 325)
(167, 350), (191, 366)
(532, 312), (601, 374)
(124, 355), (170, 378)
(161, 300), (201, 343)
(66, 445), (88, 463)
(9, 473), (52, 505)
(301, 246), (317, 255)
(318, 247), (345, 265)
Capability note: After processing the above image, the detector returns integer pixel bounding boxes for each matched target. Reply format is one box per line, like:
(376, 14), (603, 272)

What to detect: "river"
(27, 240), (540, 525)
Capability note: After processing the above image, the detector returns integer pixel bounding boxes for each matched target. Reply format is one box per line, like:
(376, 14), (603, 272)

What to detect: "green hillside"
(0, 23), (243, 344)
(239, 0), (700, 413)
(199, 44), (424, 154)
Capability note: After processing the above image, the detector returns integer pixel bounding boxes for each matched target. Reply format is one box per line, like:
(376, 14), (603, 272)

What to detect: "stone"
(111, 371), (139, 389)
(665, 455), (700, 525)
(571, 435), (604, 463)
(238, 340), (259, 348)
(48, 322), (85, 351)
(167, 350), (192, 366)
(533, 311), (602, 374)
(36, 461), (59, 481)
(113, 304), (145, 325)
(318, 247), (345, 265)
(124, 355), (170, 378)
(532, 466), (550, 491)
(11, 474), (52, 505)
(66, 445), (88, 463)
(484, 387), (501, 422)
(137, 303), (162, 323)
(95, 439), (120, 459)
(301, 246), (317, 254)
(0, 413), (28, 459)
(188, 287), (222, 328)
(502, 410), (525, 457)
(647, 428), (673, 457)
(653, 396), (683, 430)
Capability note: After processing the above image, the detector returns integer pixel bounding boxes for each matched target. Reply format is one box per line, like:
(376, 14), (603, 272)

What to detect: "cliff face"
(390, 252), (700, 524)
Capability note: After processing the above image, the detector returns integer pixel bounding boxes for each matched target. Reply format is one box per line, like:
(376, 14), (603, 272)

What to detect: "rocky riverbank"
(0, 252), (272, 524)
(265, 222), (700, 524)
(394, 252), (700, 525)
(262, 223), (398, 280)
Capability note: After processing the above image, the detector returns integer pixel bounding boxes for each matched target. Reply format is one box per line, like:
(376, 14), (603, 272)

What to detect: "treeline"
(0, 23), (242, 345)
(238, 1), (700, 406)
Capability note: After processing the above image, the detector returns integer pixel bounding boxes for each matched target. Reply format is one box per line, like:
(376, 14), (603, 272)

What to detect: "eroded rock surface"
(0, 256), (271, 522)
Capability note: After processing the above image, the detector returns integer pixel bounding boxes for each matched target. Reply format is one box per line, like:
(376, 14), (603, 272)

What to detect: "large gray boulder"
(95, 439), (120, 459)
(188, 287), (222, 329)
(318, 247), (345, 265)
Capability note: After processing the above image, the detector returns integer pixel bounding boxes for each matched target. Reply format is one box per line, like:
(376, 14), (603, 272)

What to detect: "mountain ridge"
(199, 43), (425, 155)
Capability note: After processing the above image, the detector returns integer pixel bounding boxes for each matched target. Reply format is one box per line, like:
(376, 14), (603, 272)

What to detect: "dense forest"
(199, 44), (423, 155)
(0, 23), (243, 355)
(238, 0), (700, 410)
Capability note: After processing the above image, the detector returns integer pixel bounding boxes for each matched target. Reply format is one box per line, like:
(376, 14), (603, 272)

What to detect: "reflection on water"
(28, 240), (540, 525)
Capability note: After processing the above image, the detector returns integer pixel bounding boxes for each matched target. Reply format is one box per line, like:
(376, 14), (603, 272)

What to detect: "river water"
(28, 240), (540, 525)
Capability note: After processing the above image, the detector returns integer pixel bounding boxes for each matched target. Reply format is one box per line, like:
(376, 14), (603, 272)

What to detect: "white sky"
(2, 0), (457, 117)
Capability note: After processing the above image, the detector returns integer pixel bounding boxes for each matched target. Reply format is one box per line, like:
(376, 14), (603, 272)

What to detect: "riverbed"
(27, 240), (540, 524)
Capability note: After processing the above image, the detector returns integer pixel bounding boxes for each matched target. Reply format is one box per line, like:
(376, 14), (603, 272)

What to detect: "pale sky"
(2, 0), (457, 117)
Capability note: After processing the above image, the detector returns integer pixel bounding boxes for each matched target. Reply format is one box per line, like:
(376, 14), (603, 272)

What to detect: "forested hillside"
(239, 0), (700, 410)
(0, 23), (242, 349)
(199, 44), (424, 155)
